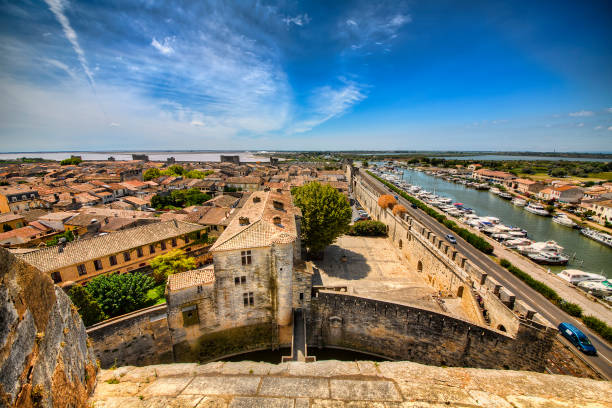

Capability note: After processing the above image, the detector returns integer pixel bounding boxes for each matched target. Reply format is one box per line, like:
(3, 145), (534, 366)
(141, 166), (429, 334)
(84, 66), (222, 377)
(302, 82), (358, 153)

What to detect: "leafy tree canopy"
(68, 285), (106, 326)
(143, 168), (161, 181)
(292, 181), (352, 255)
(85, 272), (155, 318)
(60, 157), (82, 165)
(151, 188), (211, 209)
(150, 249), (196, 283)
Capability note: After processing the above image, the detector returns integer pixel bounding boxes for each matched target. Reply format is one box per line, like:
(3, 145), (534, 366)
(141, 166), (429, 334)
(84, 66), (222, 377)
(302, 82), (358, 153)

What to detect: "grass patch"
(589, 172), (612, 181)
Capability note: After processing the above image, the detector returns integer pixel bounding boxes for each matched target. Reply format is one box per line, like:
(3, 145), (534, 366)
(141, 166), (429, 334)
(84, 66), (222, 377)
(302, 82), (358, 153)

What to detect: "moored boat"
(580, 228), (612, 248)
(511, 197), (527, 207)
(525, 202), (549, 216)
(552, 214), (577, 228)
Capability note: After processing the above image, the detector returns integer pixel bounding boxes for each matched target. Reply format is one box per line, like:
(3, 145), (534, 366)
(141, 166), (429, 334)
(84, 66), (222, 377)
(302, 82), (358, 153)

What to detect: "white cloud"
(190, 120), (205, 127)
(608, 126), (612, 131)
(43, 58), (77, 80)
(607, 107), (612, 113)
(569, 110), (594, 117)
(389, 14), (411, 27)
(282, 14), (310, 27)
(577, 122), (584, 127)
(594, 125), (602, 130)
(43, 0), (95, 86)
(109, 122), (120, 127)
(340, 6), (412, 52)
(151, 37), (175, 55)
(291, 79), (367, 133)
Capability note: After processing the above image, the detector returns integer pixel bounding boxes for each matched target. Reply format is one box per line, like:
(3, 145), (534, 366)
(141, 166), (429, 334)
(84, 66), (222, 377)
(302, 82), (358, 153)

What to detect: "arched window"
(457, 286), (464, 298)
(417, 261), (423, 273)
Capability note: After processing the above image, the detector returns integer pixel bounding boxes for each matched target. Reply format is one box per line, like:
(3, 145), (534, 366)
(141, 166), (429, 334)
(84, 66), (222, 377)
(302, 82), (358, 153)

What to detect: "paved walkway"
(90, 361), (611, 407)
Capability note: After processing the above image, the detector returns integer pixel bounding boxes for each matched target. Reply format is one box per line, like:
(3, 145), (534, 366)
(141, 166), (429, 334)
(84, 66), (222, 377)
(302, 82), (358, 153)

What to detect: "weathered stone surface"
(89, 361), (612, 407)
(0, 247), (98, 407)
(259, 376), (330, 398)
(183, 375), (261, 396)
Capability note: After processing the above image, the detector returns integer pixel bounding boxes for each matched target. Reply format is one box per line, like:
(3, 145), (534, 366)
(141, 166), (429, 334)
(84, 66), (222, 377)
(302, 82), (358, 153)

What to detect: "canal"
(398, 168), (611, 277)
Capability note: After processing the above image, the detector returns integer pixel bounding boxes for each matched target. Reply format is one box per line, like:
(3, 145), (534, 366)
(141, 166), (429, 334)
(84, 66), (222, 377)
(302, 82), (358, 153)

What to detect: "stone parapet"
(90, 361), (612, 407)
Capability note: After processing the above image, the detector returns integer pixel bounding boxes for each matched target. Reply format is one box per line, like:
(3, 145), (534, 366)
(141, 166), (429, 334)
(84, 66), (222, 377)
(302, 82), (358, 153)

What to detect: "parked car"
(558, 322), (597, 355)
(411, 203), (418, 209)
(445, 234), (457, 244)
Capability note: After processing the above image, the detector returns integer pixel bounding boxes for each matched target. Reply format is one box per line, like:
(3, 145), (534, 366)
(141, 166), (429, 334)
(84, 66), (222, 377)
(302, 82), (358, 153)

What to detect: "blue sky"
(1, 0), (611, 152)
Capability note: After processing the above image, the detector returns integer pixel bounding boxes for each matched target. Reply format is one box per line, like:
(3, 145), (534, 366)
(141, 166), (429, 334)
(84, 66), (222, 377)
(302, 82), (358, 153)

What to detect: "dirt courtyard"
(312, 235), (451, 313)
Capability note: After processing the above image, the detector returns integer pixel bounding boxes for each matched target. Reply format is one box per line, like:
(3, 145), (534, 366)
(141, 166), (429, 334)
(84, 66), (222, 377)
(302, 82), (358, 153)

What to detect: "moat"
(220, 347), (388, 364)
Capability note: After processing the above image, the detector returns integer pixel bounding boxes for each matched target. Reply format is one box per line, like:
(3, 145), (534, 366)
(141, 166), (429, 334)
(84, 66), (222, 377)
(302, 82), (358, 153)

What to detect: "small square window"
(184, 235), (190, 244)
(77, 264), (87, 276)
(241, 250), (252, 265)
(171, 238), (177, 247)
(149, 244), (155, 254)
(235, 277), (240, 285)
(299, 292), (304, 301)
(241, 276), (246, 284)
(123, 252), (131, 262)
(51, 271), (62, 283)
(94, 259), (103, 271)
(109, 255), (117, 266)
(136, 247), (143, 257)
(181, 305), (199, 326)
(160, 241), (167, 250)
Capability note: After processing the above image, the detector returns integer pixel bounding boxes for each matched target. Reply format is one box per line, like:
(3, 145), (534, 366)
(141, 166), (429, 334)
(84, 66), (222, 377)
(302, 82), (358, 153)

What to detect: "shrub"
(378, 195), (397, 209)
(348, 220), (388, 236)
(582, 316), (612, 343)
(499, 258), (511, 268)
(557, 301), (583, 318)
(392, 204), (407, 216)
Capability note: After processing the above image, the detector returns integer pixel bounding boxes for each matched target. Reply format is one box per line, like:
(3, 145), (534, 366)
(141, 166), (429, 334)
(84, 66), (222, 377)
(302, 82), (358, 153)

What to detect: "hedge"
(582, 316), (612, 343)
(499, 258), (612, 344)
(348, 220), (388, 236)
(367, 171), (493, 254)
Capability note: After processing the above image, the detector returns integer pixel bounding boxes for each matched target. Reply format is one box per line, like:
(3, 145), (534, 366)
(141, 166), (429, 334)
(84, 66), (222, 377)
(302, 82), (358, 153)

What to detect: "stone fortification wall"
(353, 172), (550, 337)
(309, 290), (555, 371)
(0, 248), (97, 408)
(86, 304), (173, 369)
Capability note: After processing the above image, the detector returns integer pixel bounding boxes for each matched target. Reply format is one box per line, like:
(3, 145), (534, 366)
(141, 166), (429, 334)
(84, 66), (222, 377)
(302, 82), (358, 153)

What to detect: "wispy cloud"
(43, 58), (76, 80)
(569, 110), (594, 117)
(43, 0), (94, 86)
(608, 126), (612, 131)
(151, 37), (175, 55)
(577, 122), (584, 127)
(292, 79), (367, 133)
(339, 3), (411, 53)
(282, 14), (310, 27)
(607, 107), (612, 113)
(594, 125), (602, 130)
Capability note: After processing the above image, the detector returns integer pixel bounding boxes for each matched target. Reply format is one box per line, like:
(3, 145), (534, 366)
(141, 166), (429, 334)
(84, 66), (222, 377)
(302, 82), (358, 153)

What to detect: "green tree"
(166, 165), (184, 175)
(46, 230), (75, 246)
(143, 168), (161, 181)
(292, 181), (352, 257)
(68, 285), (107, 326)
(85, 272), (155, 318)
(60, 157), (82, 165)
(362, 160), (369, 168)
(149, 249), (196, 283)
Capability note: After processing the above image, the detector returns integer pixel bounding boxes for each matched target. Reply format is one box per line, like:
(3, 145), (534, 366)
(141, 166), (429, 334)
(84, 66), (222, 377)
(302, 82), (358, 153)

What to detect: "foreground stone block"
(89, 361), (612, 407)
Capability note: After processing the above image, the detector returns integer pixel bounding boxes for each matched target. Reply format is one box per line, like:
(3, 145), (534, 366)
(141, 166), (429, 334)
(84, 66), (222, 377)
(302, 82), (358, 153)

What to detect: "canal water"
(399, 168), (612, 277)
(220, 348), (389, 364)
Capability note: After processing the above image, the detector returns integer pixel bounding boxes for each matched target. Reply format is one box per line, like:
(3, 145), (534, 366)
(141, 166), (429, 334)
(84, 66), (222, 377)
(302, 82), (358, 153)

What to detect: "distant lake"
(437, 155), (610, 162)
(0, 151), (269, 162)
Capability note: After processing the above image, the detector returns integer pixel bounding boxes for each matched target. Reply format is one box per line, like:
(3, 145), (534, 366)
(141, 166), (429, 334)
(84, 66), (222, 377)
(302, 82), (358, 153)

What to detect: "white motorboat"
(552, 214), (577, 228)
(525, 202), (549, 216)
(580, 228), (612, 248)
(517, 240), (564, 255)
(512, 197), (527, 207)
(490, 187), (501, 194)
(558, 269), (606, 285)
(577, 280), (612, 298)
(527, 252), (569, 265)
(504, 238), (533, 249)
(498, 192), (513, 200)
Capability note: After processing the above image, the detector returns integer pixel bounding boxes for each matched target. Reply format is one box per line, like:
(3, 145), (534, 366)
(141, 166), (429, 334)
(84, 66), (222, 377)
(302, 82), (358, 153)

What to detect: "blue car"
(558, 322), (597, 355)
